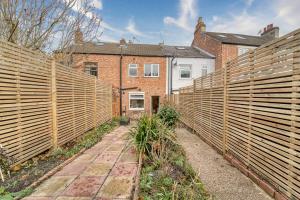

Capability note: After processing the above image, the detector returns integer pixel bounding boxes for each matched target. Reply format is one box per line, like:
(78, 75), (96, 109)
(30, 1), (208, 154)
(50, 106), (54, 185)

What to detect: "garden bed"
(0, 119), (118, 199)
(130, 105), (209, 200)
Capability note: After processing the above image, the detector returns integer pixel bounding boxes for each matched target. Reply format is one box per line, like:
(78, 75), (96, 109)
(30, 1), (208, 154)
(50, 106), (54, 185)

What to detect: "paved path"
(176, 128), (273, 200)
(24, 126), (138, 200)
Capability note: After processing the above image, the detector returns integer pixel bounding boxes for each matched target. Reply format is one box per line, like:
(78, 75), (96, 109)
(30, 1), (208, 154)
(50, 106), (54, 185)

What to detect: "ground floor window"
(129, 92), (144, 110)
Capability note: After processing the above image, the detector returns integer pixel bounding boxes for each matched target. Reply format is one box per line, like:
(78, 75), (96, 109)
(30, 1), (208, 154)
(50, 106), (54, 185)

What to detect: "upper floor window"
(144, 64), (159, 77)
(128, 64), (138, 77)
(84, 62), (98, 77)
(202, 66), (207, 76)
(179, 65), (192, 79)
(238, 47), (250, 56)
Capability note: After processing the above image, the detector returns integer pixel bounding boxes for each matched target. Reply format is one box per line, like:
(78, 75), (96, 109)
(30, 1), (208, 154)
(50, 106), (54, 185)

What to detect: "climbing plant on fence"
(171, 28), (300, 199)
(0, 40), (112, 165)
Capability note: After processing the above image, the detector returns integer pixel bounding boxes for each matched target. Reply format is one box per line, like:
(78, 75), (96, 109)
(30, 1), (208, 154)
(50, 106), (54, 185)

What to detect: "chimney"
(195, 17), (206, 33)
(74, 28), (83, 44)
(260, 24), (279, 40)
(119, 38), (126, 46)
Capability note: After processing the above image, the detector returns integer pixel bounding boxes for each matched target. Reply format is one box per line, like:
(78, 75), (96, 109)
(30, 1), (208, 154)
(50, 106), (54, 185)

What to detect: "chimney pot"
(119, 38), (126, 46)
(195, 16), (206, 33)
(260, 24), (279, 40)
(198, 17), (203, 23)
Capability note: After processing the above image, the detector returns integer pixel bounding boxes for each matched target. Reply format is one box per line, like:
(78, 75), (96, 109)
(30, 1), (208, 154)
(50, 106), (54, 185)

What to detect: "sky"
(88, 0), (300, 45)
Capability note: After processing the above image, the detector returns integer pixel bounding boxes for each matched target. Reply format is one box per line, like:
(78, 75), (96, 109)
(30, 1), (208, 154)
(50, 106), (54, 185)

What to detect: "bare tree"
(0, 0), (102, 54)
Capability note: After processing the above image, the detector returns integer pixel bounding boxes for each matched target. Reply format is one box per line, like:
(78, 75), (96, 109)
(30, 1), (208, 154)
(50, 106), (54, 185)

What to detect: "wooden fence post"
(223, 64), (228, 155)
(248, 51), (254, 166)
(287, 44), (299, 198)
(193, 79), (196, 133)
(94, 78), (97, 129)
(51, 59), (58, 149)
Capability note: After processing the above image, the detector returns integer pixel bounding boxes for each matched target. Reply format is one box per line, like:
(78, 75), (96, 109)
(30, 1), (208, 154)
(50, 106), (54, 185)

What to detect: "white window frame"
(144, 64), (159, 77)
(129, 92), (145, 111)
(179, 64), (192, 79)
(84, 62), (98, 77)
(128, 64), (138, 77)
(238, 47), (249, 56)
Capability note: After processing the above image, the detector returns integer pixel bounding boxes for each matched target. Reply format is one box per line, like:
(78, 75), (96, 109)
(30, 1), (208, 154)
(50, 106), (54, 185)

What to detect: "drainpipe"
(119, 54), (123, 116)
(170, 56), (176, 94)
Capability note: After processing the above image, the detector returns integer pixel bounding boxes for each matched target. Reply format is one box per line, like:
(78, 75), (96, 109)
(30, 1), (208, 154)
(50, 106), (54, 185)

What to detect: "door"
(151, 96), (160, 114)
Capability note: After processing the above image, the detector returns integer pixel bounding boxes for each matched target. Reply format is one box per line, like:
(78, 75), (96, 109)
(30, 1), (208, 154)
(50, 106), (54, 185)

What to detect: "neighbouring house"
(192, 17), (279, 69)
(163, 45), (215, 93)
(58, 33), (215, 117)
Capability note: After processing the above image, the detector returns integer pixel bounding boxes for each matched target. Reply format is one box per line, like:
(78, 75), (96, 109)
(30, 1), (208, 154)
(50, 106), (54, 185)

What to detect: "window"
(84, 62), (98, 77)
(238, 47), (250, 56)
(144, 64), (159, 77)
(202, 66), (207, 76)
(128, 64), (138, 77)
(179, 65), (192, 79)
(129, 92), (144, 110)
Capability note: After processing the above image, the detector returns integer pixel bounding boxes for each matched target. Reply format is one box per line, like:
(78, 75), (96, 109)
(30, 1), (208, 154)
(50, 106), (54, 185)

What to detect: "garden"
(0, 120), (118, 200)
(130, 105), (209, 200)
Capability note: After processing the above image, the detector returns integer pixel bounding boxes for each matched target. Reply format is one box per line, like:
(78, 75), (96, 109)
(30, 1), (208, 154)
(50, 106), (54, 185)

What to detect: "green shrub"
(157, 104), (179, 128)
(130, 115), (176, 156)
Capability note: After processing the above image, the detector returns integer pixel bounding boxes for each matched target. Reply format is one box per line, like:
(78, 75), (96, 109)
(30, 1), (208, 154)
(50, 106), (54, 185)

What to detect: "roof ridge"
(206, 31), (262, 38)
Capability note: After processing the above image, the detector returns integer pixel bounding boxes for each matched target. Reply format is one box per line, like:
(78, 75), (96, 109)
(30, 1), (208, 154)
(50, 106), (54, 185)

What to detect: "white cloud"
(102, 21), (125, 34)
(208, 0), (300, 36)
(209, 10), (264, 35)
(126, 18), (148, 37)
(65, 0), (102, 19)
(163, 0), (197, 32)
(90, 0), (102, 10)
(273, 0), (300, 30)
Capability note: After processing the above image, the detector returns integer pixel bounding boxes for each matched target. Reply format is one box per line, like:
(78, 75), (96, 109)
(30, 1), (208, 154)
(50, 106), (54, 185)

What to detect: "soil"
(0, 150), (66, 193)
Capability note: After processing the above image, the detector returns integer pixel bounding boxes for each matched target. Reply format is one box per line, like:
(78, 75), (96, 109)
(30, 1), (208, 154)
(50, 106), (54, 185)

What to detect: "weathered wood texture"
(0, 40), (112, 164)
(174, 28), (300, 199)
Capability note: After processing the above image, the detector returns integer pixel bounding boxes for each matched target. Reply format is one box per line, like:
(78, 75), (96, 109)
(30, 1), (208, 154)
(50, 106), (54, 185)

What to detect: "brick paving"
(23, 126), (138, 200)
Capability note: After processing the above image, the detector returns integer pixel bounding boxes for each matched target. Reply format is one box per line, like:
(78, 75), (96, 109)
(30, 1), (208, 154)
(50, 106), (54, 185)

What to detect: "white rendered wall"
(171, 57), (215, 91)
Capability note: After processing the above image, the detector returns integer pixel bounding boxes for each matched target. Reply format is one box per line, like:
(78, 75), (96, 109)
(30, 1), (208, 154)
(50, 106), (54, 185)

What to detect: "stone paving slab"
(24, 126), (138, 200)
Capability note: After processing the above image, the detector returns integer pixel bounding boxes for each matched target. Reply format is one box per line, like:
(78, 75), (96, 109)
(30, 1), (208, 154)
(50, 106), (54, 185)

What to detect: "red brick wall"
(72, 54), (120, 87)
(192, 31), (239, 69)
(192, 32), (223, 70)
(221, 44), (238, 67)
(72, 54), (166, 118)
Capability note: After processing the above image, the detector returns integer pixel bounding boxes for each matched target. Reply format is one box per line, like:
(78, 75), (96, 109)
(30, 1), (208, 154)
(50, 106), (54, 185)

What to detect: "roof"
(63, 42), (213, 58)
(162, 45), (214, 58)
(66, 42), (164, 57)
(205, 32), (270, 46)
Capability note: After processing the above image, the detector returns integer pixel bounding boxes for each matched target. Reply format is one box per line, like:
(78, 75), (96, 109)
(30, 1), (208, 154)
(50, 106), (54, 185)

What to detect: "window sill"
(129, 108), (145, 111)
(179, 78), (192, 80)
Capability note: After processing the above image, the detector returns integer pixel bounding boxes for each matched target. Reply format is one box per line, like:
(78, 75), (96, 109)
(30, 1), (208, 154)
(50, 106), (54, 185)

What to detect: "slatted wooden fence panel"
(174, 28), (300, 199)
(0, 40), (112, 164)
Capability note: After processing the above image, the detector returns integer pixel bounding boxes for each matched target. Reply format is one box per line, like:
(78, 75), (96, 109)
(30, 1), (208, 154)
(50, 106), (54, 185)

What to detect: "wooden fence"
(173, 28), (300, 199)
(0, 40), (112, 164)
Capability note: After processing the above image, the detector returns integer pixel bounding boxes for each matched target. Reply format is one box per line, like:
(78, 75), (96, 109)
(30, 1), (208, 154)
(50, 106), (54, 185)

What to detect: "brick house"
(69, 41), (166, 118)
(62, 38), (214, 118)
(192, 17), (279, 69)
